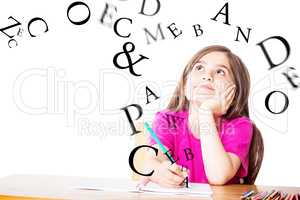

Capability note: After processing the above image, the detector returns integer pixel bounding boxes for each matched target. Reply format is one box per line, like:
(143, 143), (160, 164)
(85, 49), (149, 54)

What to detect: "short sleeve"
(221, 117), (253, 178)
(148, 111), (175, 151)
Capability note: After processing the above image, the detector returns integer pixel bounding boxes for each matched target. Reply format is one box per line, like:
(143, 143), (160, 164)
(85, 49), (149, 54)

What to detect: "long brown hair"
(167, 45), (264, 184)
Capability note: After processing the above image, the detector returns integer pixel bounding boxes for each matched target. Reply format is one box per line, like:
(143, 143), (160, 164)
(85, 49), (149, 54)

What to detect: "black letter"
(257, 36), (290, 70)
(282, 67), (300, 88)
(192, 24), (203, 37)
(121, 104), (143, 135)
(0, 16), (21, 38)
(184, 148), (194, 161)
(99, 2), (117, 28)
(67, 1), (91, 25)
(143, 23), (165, 45)
(139, 0), (161, 16)
(113, 17), (132, 38)
(167, 23), (182, 39)
(164, 149), (179, 164)
(146, 86), (159, 104)
(129, 145), (158, 176)
(8, 38), (18, 48)
(265, 91), (289, 114)
(211, 2), (231, 25)
(181, 177), (189, 188)
(27, 17), (49, 37)
(235, 26), (252, 43)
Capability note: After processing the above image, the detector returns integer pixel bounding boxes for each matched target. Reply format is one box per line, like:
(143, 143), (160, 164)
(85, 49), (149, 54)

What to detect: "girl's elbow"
(207, 177), (227, 185)
(207, 173), (232, 185)
(206, 166), (236, 185)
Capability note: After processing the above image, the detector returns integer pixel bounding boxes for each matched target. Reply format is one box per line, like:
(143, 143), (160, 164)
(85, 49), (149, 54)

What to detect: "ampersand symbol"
(113, 42), (149, 76)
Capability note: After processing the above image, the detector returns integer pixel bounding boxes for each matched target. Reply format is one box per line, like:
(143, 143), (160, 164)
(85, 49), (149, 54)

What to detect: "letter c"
(128, 145), (158, 176)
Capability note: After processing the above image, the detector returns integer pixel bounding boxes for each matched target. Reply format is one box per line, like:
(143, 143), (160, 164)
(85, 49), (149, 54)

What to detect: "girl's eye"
(216, 69), (225, 76)
(195, 64), (204, 71)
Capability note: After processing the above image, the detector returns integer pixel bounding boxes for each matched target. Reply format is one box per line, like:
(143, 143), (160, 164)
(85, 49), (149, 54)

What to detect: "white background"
(0, 0), (299, 186)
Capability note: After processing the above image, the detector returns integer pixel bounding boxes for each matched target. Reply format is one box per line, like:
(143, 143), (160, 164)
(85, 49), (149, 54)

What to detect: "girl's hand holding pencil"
(137, 161), (189, 188)
(138, 122), (190, 188)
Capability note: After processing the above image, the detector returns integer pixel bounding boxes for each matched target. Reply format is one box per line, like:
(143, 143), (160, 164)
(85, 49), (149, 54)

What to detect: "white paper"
(74, 178), (213, 196)
(139, 182), (213, 196)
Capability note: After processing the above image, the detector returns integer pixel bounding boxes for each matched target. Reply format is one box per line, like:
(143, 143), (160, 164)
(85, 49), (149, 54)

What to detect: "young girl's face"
(185, 51), (235, 106)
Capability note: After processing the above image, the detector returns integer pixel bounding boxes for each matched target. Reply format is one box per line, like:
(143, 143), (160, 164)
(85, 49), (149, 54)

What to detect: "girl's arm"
(197, 107), (241, 185)
(187, 82), (240, 185)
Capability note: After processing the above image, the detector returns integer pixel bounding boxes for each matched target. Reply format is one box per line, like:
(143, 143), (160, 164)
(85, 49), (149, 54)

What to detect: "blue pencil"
(144, 122), (175, 163)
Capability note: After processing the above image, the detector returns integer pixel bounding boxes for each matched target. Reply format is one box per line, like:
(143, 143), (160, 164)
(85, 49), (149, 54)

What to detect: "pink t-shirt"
(148, 109), (253, 184)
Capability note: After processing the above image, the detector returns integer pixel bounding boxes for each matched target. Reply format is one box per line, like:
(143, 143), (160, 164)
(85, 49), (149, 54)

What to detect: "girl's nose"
(201, 74), (212, 82)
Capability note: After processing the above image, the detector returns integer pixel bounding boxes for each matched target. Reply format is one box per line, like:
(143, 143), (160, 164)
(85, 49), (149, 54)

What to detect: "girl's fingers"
(168, 163), (180, 172)
(225, 86), (235, 101)
(164, 176), (182, 187)
(214, 81), (233, 94)
(168, 163), (184, 177)
(219, 85), (234, 111)
(224, 87), (236, 110)
(165, 170), (184, 185)
(226, 84), (235, 94)
(223, 85), (235, 100)
(160, 180), (181, 188)
(155, 162), (185, 188)
(215, 83), (234, 102)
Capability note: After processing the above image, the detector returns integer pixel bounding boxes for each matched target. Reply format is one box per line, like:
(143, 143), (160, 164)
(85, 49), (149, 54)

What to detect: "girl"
(140, 45), (264, 187)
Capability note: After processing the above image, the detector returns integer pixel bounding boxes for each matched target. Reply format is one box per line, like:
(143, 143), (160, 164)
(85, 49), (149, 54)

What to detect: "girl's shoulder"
(222, 115), (253, 126)
(221, 115), (253, 139)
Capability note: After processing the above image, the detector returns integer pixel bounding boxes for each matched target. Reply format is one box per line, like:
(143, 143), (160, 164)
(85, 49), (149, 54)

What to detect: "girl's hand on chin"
(200, 81), (236, 116)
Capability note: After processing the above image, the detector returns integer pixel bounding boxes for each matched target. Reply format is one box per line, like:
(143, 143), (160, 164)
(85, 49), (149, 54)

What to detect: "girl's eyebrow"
(217, 64), (230, 71)
(198, 60), (230, 71)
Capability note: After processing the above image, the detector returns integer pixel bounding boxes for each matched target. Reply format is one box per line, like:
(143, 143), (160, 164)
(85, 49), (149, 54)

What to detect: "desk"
(0, 175), (299, 200)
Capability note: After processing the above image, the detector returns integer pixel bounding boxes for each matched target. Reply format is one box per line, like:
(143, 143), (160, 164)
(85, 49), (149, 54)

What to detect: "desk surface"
(0, 175), (299, 200)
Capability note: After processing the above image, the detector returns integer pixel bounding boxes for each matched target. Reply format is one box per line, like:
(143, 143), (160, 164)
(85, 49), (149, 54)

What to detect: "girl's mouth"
(198, 84), (214, 91)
